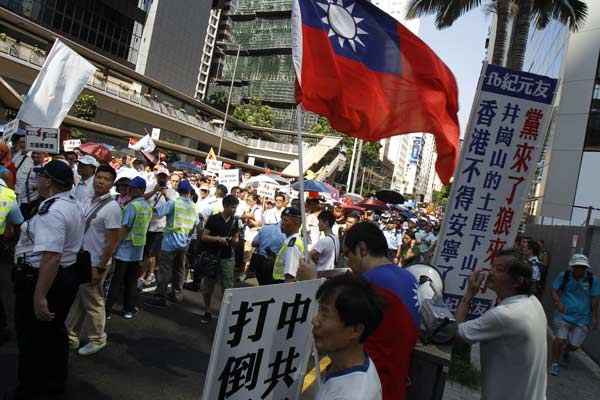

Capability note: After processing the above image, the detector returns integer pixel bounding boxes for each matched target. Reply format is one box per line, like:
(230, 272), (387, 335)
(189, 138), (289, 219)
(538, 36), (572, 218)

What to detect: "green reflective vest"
(127, 198), (152, 247)
(273, 234), (304, 281)
(0, 185), (17, 235)
(166, 198), (196, 235)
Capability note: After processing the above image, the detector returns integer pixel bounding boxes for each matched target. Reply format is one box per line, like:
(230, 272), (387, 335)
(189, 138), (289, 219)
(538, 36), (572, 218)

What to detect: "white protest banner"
(151, 128), (161, 141)
(202, 280), (322, 400)
(17, 39), (96, 128)
(433, 63), (558, 317)
(62, 139), (81, 152)
(206, 159), (223, 175)
(1, 119), (24, 142)
(219, 169), (240, 191)
(257, 182), (279, 199)
(25, 127), (60, 154)
(128, 134), (156, 153)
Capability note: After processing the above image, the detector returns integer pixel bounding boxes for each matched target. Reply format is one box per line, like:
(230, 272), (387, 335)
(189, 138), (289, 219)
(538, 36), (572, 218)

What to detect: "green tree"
(406, 0), (588, 70)
(207, 91), (228, 112)
(232, 99), (274, 128)
(72, 94), (97, 121)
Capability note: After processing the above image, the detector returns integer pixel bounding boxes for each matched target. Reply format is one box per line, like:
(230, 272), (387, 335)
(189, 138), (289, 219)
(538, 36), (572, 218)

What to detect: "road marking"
(302, 356), (331, 392)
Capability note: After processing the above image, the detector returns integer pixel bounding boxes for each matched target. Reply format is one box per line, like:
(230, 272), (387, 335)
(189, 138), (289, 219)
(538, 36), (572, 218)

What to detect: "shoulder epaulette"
(38, 198), (57, 215)
(288, 237), (297, 247)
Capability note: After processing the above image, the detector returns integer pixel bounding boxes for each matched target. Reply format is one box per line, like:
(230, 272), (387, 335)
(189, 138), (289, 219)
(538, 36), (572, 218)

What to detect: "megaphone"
(405, 264), (456, 344)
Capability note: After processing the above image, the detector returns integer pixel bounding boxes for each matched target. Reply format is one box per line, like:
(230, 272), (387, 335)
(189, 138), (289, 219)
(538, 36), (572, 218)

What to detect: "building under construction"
(201, 0), (317, 131)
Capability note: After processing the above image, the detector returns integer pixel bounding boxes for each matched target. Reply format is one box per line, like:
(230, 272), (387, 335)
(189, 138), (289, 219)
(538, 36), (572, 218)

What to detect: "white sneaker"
(78, 341), (107, 356)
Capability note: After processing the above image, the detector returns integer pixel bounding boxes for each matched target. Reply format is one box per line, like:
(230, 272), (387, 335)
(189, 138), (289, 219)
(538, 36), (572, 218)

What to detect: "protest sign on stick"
(25, 127), (60, 154)
(206, 159), (223, 175)
(62, 139), (81, 152)
(257, 182), (279, 200)
(219, 169), (240, 191)
(202, 280), (322, 400)
(433, 63), (558, 317)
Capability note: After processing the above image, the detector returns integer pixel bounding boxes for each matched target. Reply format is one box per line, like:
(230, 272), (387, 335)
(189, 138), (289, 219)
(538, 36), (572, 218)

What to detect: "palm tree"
(406, 0), (588, 71)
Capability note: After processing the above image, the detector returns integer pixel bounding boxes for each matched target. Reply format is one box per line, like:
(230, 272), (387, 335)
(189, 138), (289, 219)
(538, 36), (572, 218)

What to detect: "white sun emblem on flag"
(413, 281), (421, 310)
(316, 0), (368, 53)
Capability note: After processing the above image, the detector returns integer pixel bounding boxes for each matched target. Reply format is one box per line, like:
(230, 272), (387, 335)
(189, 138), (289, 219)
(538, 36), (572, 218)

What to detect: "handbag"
(76, 197), (114, 284)
(195, 215), (238, 279)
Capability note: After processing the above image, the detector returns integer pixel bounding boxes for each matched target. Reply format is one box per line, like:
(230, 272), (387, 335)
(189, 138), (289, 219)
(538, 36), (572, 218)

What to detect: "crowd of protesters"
(1, 137), (598, 400)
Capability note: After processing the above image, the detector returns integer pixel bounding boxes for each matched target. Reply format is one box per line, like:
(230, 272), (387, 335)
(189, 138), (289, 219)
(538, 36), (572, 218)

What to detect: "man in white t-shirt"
(455, 249), (547, 400)
(66, 165), (122, 356)
(310, 210), (340, 272)
(263, 193), (286, 225)
(313, 274), (383, 400)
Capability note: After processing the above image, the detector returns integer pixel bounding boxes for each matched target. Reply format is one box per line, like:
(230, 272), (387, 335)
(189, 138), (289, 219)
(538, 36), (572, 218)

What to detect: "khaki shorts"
(554, 317), (589, 347)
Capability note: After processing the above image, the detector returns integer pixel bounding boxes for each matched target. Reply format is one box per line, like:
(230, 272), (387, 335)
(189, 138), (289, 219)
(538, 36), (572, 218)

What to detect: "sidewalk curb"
(547, 326), (600, 380)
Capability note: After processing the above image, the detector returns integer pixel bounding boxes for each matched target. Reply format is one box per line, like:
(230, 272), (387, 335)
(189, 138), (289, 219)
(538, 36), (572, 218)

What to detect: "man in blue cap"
(106, 176), (152, 319)
(146, 180), (199, 308)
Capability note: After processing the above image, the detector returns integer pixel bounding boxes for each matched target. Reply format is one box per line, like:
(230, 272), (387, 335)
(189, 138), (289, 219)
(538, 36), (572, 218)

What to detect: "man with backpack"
(550, 253), (600, 376)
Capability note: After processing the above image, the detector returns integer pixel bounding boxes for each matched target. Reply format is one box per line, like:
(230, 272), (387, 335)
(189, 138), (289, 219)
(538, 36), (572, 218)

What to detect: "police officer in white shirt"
(72, 155), (99, 209)
(13, 160), (84, 399)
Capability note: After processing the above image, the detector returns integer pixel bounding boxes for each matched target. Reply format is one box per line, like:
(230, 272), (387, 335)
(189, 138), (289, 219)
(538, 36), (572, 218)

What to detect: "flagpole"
(346, 138), (358, 190)
(296, 104), (308, 256)
(217, 43), (241, 158)
(350, 139), (363, 193)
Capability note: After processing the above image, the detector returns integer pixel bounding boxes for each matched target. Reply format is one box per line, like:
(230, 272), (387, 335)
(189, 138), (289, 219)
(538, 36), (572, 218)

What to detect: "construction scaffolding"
(208, 0), (318, 131)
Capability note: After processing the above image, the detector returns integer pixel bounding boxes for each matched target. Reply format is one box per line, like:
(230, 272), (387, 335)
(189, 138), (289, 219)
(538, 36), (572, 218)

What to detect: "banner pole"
(350, 139), (363, 193)
(296, 105), (308, 256)
(346, 138), (358, 190)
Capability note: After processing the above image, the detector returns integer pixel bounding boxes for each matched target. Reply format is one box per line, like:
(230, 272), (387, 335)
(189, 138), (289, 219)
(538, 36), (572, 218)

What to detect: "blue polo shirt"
(552, 271), (600, 326)
(252, 222), (286, 257)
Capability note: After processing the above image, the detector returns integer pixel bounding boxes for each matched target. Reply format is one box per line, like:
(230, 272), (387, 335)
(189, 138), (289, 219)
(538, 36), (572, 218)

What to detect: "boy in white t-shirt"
(310, 210), (340, 272)
(313, 274), (384, 400)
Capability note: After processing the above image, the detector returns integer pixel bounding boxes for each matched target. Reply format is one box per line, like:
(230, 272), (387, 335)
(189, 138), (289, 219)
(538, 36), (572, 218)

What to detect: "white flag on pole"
(17, 39), (96, 128)
(128, 134), (156, 153)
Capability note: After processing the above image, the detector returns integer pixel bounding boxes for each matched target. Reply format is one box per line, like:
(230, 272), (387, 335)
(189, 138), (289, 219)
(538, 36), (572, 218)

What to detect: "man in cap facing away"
(550, 253), (600, 376)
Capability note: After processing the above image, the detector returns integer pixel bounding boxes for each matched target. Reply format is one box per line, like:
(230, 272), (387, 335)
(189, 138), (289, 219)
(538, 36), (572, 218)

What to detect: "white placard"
(151, 128), (161, 141)
(17, 39), (96, 128)
(62, 139), (81, 152)
(201, 280), (322, 400)
(218, 169), (240, 191)
(206, 159), (223, 174)
(25, 127), (60, 154)
(257, 182), (279, 200)
(1, 119), (22, 142)
(433, 63), (558, 317)
(128, 134), (156, 153)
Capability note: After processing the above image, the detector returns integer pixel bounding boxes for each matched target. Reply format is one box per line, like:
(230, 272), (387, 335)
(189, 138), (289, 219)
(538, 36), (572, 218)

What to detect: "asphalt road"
(0, 276), (318, 400)
(1, 288), (216, 400)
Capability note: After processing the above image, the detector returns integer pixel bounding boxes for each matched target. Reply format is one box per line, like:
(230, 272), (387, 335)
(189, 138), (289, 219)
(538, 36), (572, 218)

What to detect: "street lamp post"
(217, 43), (241, 158)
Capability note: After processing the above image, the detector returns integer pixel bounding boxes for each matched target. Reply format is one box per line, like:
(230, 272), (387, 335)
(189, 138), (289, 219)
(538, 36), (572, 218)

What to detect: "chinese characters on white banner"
(25, 127), (60, 154)
(434, 64), (558, 317)
(202, 280), (322, 400)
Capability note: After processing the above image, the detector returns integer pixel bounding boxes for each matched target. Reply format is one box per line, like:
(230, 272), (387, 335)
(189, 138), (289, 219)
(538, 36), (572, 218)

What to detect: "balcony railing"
(0, 34), (303, 156)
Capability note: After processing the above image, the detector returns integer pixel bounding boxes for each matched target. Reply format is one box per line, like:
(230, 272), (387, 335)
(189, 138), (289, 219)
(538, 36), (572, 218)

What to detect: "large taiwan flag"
(292, 0), (460, 184)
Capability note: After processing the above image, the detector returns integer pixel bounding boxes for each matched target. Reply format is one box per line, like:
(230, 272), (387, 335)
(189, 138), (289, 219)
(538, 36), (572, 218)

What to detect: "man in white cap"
(72, 154), (99, 209)
(549, 253), (600, 376)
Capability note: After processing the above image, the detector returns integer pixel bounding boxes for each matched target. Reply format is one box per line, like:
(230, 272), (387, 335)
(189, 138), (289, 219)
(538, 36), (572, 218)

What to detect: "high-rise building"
(0, 0), (148, 66)
(203, 0), (317, 131)
(135, 0), (212, 96)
